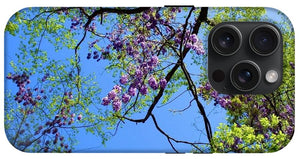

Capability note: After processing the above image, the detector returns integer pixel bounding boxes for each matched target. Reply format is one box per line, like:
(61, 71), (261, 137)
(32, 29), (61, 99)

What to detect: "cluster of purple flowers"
(42, 73), (49, 82)
(101, 69), (168, 112)
(86, 22), (97, 32)
(87, 51), (101, 62)
(119, 75), (128, 84)
(70, 16), (83, 30)
(148, 76), (158, 90)
(142, 8), (180, 30)
(102, 85), (126, 112)
(198, 81), (295, 139)
(7, 73), (42, 108)
(289, 61), (295, 69)
(174, 29), (206, 55)
(89, 39), (99, 48)
(97, 8), (207, 112)
(198, 82), (231, 108)
(19, 100), (79, 152)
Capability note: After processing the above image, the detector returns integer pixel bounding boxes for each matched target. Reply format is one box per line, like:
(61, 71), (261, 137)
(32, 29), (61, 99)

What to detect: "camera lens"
(211, 25), (242, 56)
(238, 70), (252, 83)
(249, 24), (280, 56)
(230, 60), (261, 92)
(218, 32), (234, 49)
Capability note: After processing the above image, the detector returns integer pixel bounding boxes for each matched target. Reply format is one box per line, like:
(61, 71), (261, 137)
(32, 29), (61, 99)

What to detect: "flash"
(265, 70), (278, 83)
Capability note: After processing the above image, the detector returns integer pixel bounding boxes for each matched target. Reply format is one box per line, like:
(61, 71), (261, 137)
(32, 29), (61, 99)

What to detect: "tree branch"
(121, 7), (210, 123)
(179, 7), (195, 59)
(151, 114), (207, 153)
(84, 7), (151, 28)
(170, 99), (195, 113)
(180, 63), (212, 143)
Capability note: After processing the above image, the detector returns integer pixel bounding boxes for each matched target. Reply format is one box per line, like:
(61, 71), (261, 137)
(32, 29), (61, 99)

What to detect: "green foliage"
(211, 123), (289, 152)
(207, 8), (295, 153)
(4, 7), (294, 153)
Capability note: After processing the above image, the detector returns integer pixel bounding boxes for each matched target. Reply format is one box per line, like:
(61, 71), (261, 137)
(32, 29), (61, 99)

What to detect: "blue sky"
(4, 7), (283, 153)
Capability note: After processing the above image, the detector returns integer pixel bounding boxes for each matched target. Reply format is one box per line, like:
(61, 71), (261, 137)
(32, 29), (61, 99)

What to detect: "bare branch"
(157, 90), (188, 108)
(180, 63), (212, 143)
(179, 7), (195, 59)
(84, 7), (151, 28)
(151, 114), (207, 153)
(170, 99), (195, 113)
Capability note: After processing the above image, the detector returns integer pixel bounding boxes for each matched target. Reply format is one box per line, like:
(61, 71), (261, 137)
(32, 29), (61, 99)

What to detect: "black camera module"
(230, 60), (261, 92)
(249, 24), (280, 56)
(211, 24), (242, 56)
(208, 22), (282, 94)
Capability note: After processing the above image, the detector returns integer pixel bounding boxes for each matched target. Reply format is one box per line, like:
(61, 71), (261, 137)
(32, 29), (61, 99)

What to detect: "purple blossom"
(42, 76), (47, 82)
(171, 7), (176, 13)
(6, 74), (12, 79)
(155, 12), (161, 19)
(260, 107), (268, 117)
(131, 79), (142, 88)
(89, 39), (99, 48)
(148, 76), (158, 90)
(36, 95), (41, 100)
(101, 97), (110, 105)
(279, 112), (287, 119)
(210, 91), (218, 98)
(128, 87), (137, 96)
(146, 22), (152, 30)
(204, 83), (211, 90)
(140, 84), (148, 95)
(286, 126), (294, 136)
(93, 54), (99, 59)
(190, 34), (198, 43)
(120, 75), (129, 85)
(285, 104), (293, 114)
(264, 133), (270, 139)
(195, 44), (205, 55)
(174, 37), (181, 44)
(159, 78), (167, 89)
(142, 13), (150, 21)
(141, 63), (150, 74)
(122, 93), (131, 103)
(150, 55), (159, 66)
(112, 99), (122, 112)
(140, 42), (147, 49)
(135, 69), (143, 79)
(77, 114), (82, 121)
(186, 39), (206, 55)
(113, 85), (122, 92)
(289, 62), (295, 69)
(126, 45), (133, 55)
(108, 90), (117, 100)
(177, 8), (182, 13)
(218, 98), (231, 108)
(113, 40), (124, 51)
(86, 52), (92, 59)
(185, 42), (192, 48)
(234, 137), (243, 145)
(137, 35), (145, 43)
(246, 96), (253, 102)
(161, 47), (167, 54)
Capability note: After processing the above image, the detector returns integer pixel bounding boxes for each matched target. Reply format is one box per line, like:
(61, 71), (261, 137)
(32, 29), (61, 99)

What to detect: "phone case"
(4, 7), (294, 153)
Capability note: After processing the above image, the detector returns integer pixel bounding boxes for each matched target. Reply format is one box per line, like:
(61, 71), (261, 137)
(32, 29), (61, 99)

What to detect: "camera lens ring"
(249, 24), (281, 56)
(211, 24), (242, 56)
(230, 60), (261, 92)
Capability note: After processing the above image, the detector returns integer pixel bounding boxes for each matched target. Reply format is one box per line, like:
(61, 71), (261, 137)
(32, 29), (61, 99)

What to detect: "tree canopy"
(4, 7), (294, 153)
